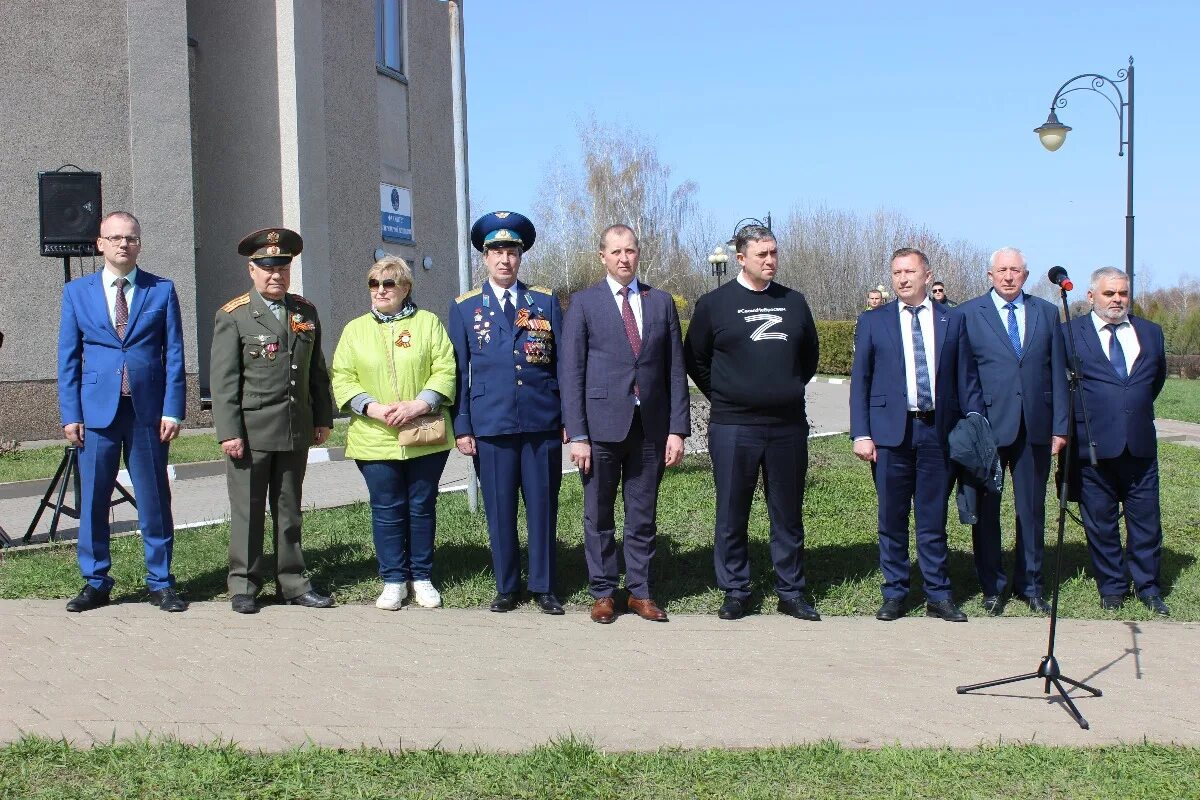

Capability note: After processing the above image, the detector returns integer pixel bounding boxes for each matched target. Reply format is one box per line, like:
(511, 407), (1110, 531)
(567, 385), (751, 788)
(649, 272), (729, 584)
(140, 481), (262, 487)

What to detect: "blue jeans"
(356, 451), (449, 583)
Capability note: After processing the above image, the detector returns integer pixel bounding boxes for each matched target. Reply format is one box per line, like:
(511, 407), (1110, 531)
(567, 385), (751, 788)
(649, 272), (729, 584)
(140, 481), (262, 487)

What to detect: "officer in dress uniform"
(447, 211), (565, 614)
(209, 227), (335, 614)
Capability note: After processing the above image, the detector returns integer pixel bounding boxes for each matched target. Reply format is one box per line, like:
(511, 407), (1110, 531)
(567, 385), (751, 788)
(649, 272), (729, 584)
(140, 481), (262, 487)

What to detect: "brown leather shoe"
(590, 597), (617, 624)
(627, 597), (668, 622)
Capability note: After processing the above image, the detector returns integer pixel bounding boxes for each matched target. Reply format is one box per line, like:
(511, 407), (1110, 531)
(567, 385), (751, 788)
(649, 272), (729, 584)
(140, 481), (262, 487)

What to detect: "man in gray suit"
(560, 224), (691, 624)
(960, 247), (1068, 615)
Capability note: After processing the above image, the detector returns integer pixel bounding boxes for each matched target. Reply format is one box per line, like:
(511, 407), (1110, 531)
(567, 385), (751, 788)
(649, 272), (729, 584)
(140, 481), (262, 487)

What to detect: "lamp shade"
(1034, 110), (1072, 152)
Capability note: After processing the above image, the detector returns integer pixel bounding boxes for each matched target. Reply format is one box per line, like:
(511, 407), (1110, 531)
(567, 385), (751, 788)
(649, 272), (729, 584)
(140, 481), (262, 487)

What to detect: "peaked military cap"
(470, 211), (536, 253)
(238, 227), (304, 267)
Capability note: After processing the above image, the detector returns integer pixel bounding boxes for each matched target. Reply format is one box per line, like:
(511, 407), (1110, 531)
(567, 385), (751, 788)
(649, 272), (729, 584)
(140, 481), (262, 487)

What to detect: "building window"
(376, 0), (404, 77)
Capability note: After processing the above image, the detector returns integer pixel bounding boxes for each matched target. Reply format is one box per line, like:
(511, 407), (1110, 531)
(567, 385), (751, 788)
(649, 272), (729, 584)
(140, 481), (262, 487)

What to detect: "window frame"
(375, 0), (406, 81)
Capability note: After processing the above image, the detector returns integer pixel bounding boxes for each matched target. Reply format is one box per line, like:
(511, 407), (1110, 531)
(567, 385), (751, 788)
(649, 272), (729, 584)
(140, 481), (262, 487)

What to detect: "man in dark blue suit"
(850, 247), (984, 622)
(448, 211), (565, 615)
(57, 211), (187, 613)
(560, 224), (690, 624)
(960, 247), (1068, 615)
(1065, 267), (1170, 616)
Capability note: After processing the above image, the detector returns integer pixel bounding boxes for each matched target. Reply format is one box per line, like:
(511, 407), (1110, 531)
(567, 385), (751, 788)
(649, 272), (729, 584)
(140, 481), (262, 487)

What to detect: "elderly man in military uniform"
(210, 227), (335, 614)
(448, 211), (565, 615)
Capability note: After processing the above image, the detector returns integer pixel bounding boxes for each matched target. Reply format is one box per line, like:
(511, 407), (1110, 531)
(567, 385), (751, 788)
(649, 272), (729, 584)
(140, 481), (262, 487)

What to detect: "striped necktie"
(906, 305), (933, 411)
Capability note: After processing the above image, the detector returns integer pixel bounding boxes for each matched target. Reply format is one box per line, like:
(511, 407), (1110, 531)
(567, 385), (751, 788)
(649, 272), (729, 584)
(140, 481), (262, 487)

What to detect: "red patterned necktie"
(619, 286), (641, 357)
(115, 277), (131, 395)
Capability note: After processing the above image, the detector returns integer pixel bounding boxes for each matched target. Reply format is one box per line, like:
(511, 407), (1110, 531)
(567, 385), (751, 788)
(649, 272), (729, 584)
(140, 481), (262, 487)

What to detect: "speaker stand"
(23, 446), (136, 545)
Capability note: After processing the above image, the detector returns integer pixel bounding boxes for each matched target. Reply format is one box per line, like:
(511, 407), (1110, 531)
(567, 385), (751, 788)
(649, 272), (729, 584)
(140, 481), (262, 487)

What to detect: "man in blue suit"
(560, 224), (690, 624)
(960, 247), (1068, 615)
(850, 247), (984, 622)
(448, 211), (565, 615)
(57, 211), (187, 613)
(1066, 267), (1170, 616)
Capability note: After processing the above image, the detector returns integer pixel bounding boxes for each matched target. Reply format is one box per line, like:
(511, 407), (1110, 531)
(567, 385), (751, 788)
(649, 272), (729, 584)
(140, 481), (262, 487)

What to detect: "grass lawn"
(2, 737), (1198, 800)
(1157, 376), (1200, 424)
(0, 423), (350, 484)
(2, 437), (1197, 621)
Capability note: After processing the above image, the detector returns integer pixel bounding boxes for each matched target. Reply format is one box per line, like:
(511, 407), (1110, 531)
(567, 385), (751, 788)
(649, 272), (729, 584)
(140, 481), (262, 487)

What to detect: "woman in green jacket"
(332, 257), (456, 610)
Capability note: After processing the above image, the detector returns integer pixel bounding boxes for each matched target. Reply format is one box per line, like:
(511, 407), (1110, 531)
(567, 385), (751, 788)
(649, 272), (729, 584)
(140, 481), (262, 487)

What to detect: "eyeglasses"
(931, 288), (945, 293)
(101, 235), (141, 245)
(368, 279), (401, 290)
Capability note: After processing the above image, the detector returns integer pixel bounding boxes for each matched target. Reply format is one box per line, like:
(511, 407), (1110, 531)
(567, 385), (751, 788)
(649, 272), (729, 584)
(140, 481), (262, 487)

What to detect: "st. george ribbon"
(1048, 266), (1074, 292)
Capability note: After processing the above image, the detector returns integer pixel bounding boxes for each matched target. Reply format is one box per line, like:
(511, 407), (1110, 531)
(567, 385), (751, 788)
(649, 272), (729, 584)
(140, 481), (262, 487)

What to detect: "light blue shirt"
(990, 289), (1025, 345)
(102, 265), (138, 328)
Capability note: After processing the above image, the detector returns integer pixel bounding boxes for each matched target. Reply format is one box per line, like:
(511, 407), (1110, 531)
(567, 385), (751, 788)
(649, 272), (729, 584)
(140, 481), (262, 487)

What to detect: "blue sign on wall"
(380, 182), (413, 243)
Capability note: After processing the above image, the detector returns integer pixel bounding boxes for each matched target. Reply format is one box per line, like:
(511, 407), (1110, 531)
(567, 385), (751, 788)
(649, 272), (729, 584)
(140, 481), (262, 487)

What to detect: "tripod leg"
(46, 448), (79, 543)
(1049, 677), (1090, 730)
(957, 671), (1041, 694)
(25, 449), (73, 542)
(1056, 674), (1103, 697)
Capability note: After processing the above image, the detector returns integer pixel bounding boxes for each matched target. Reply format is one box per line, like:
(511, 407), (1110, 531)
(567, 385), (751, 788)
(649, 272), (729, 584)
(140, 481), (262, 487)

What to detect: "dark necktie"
(619, 286), (641, 357)
(1105, 323), (1128, 380)
(1005, 302), (1022, 359)
(906, 305), (933, 412)
(502, 289), (516, 327)
(115, 277), (131, 395)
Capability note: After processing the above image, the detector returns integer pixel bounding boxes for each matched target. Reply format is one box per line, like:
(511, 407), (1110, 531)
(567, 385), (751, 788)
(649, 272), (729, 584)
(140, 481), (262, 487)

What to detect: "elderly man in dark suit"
(1065, 266), (1169, 616)
(850, 247), (985, 622)
(560, 224), (690, 624)
(960, 247), (1068, 615)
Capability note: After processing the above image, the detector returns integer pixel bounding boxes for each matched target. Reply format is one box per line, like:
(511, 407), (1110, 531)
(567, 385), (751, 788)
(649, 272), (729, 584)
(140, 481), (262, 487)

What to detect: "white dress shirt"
(487, 279), (519, 312)
(606, 274), (643, 336)
(1091, 311), (1140, 374)
(990, 289), (1025, 346)
(900, 296), (937, 411)
(736, 271), (772, 293)
(102, 265), (138, 328)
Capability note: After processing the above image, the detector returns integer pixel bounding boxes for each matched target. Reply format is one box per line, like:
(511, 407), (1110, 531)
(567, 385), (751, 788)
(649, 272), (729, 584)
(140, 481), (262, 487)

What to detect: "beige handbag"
(382, 320), (447, 447)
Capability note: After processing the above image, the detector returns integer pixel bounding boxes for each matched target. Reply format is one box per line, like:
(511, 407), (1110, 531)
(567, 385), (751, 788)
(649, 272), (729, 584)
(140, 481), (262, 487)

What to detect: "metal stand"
(22, 446), (136, 545)
(956, 282), (1103, 729)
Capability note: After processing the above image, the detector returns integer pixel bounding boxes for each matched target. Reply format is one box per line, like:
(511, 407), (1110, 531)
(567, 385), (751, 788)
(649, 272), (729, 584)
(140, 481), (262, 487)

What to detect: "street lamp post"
(1034, 57), (1135, 298)
(710, 215), (773, 287)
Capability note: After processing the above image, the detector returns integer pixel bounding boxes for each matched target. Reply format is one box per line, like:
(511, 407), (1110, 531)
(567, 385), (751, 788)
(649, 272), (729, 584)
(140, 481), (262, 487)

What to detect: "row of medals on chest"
(247, 312), (313, 360)
(474, 291), (552, 364)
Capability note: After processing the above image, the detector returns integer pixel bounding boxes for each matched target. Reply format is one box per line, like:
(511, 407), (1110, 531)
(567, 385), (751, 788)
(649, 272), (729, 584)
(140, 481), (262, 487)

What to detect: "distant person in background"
(959, 247), (1067, 616)
(866, 288), (885, 309)
(1066, 266), (1169, 616)
(931, 281), (956, 307)
(57, 211), (187, 613)
(685, 225), (821, 622)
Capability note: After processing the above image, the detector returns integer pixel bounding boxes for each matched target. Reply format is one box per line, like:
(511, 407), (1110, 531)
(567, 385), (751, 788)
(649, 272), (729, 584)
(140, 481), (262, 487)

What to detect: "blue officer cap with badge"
(471, 211), (536, 253)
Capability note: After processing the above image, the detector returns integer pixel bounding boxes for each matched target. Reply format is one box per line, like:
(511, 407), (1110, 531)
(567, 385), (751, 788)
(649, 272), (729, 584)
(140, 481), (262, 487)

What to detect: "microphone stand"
(956, 279), (1102, 729)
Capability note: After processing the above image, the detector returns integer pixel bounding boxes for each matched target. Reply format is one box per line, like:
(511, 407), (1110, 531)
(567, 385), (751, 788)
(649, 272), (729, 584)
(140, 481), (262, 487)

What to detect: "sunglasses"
(368, 279), (400, 290)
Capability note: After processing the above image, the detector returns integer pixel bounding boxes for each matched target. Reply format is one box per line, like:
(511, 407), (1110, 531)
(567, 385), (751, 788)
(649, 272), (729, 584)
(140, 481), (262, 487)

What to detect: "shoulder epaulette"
(456, 287), (482, 302)
(220, 293), (250, 313)
(289, 293), (314, 307)
(530, 286), (553, 295)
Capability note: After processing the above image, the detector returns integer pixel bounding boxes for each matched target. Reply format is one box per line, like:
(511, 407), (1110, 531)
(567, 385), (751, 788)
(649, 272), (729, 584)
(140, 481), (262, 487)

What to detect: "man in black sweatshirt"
(684, 225), (820, 621)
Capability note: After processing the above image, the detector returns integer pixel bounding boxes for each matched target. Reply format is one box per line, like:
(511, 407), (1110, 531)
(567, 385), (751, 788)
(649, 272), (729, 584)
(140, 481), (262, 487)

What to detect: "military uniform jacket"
(447, 281), (562, 437)
(210, 291), (334, 451)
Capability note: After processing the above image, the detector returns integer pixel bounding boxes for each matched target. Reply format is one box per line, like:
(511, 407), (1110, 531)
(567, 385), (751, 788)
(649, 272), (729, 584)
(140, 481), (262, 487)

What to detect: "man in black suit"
(1065, 266), (1170, 616)
(959, 247), (1067, 615)
(850, 247), (985, 622)
(559, 224), (691, 624)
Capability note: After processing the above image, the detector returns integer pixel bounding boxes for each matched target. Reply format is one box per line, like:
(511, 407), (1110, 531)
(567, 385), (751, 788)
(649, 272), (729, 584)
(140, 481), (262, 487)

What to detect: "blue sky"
(463, 1), (1197, 291)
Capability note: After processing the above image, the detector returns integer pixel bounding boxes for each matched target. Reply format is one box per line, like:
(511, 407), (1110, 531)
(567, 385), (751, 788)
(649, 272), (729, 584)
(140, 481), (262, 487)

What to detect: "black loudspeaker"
(39, 171), (102, 257)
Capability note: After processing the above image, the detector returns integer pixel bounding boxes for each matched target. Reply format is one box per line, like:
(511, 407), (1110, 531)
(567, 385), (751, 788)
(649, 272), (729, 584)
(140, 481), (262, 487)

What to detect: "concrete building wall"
(0, 0), (198, 440)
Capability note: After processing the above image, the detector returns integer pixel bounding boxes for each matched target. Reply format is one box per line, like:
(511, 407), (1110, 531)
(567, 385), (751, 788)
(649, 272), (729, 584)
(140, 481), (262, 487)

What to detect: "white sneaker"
(375, 582), (407, 610)
(410, 580), (442, 608)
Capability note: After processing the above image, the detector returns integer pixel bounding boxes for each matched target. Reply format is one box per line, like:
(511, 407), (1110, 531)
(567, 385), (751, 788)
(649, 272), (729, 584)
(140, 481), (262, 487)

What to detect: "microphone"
(1047, 266), (1073, 292)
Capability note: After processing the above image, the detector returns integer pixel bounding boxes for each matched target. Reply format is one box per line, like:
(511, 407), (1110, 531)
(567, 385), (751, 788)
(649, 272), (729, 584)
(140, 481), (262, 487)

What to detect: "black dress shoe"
(490, 592), (518, 612)
(777, 597), (821, 621)
(532, 592), (564, 615)
(1023, 595), (1052, 615)
(926, 599), (968, 622)
(1140, 594), (1170, 617)
(284, 590), (333, 608)
(148, 587), (187, 612)
(718, 596), (747, 620)
(876, 598), (904, 621)
(981, 595), (1004, 616)
(1100, 593), (1126, 611)
(231, 594), (259, 614)
(66, 585), (110, 613)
